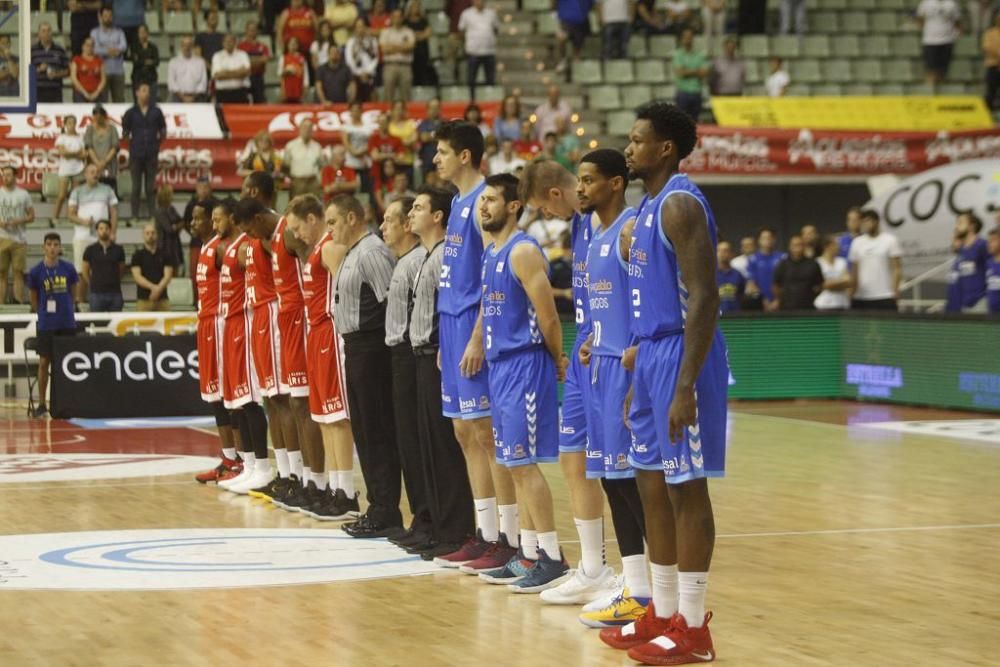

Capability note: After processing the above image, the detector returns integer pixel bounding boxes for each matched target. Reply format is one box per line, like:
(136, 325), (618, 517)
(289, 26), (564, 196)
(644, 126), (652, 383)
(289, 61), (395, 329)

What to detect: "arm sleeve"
(68, 264), (79, 286)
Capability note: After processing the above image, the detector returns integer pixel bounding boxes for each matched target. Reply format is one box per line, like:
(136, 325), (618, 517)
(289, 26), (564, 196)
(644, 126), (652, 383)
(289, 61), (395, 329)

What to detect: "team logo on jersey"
(479, 395), (490, 410)
(512, 444), (526, 459)
(615, 453), (629, 470)
(461, 207), (470, 218)
(644, 214), (653, 228)
(600, 244), (611, 257)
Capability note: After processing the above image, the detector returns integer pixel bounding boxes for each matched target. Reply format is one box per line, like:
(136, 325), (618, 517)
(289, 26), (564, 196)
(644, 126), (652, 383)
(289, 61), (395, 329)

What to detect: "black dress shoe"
(393, 530), (431, 548)
(404, 539), (438, 555)
(420, 542), (463, 561)
(343, 514), (404, 539)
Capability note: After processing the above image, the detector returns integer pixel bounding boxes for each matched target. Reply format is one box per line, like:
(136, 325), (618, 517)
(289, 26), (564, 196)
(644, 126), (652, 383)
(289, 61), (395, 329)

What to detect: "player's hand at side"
(557, 352), (568, 382)
(667, 385), (696, 445)
(622, 345), (637, 372)
(459, 335), (484, 378)
(578, 333), (593, 367)
(623, 383), (633, 428)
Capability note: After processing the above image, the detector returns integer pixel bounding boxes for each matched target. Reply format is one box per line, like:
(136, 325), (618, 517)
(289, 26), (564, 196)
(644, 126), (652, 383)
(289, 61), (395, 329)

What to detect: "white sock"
(575, 517), (605, 577)
(301, 466), (311, 487)
(650, 563), (679, 619)
(328, 470), (338, 490)
(287, 450), (303, 478)
(274, 448), (290, 478)
(498, 503), (518, 544)
(622, 553), (652, 599)
(678, 571), (708, 628)
(254, 459), (272, 477)
(521, 529), (538, 560)
(506, 529), (520, 548)
(222, 447), (237, 460)
(312, 471), (328, 490)
(337, 470), (355, 497)
(241, 452), (256, 470)
(474, 497), (499, 542)
(537, 531), (560, 560)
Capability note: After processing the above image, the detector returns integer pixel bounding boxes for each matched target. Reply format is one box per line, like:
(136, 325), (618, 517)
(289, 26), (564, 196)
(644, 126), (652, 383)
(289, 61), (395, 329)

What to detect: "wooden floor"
(1, 401), (999, 666)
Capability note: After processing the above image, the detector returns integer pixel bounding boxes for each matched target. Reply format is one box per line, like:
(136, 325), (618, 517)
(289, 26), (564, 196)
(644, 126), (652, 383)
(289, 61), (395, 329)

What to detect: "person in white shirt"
(917, 0), (961, 86)
(849, 209), (903, 310)
(488, 139), (526, 175)
(598, 0), (633, 60)
(779, 0), (807, 36)
(458, 0), (499, 100)
(53, 115), (87, 220)
(211, 34), (251, 103)
(815, 236), (851, 310)
(282, 119), (325, 198)
(344, 17), (380, 102)
(379, 9), (416, 103)
(168, 36), (208, 102)
(731, 236), (755, 279)
(765, 57), (790, 97)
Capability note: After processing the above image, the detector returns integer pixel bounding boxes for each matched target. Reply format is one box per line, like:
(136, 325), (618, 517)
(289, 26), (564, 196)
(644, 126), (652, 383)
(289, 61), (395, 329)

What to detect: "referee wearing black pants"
(329, 194), (404, 538)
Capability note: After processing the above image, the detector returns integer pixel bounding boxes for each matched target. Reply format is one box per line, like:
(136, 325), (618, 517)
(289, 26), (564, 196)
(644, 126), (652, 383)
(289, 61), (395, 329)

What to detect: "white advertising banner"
(0, 104), (224, 140)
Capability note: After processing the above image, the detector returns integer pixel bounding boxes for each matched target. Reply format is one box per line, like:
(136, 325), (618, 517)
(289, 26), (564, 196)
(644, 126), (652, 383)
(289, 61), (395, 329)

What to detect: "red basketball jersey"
(283, 7), (316, 50)
(302, 232), (335, 327)
(272, 217), (305, 313)
(196, 235), (222, 319)
(220, 232), (248, 319)
(245, 237), (277, 308)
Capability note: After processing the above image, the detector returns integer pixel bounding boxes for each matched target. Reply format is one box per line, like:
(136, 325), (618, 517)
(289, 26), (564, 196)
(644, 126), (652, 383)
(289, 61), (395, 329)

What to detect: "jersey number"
(485, 324), (493, 350)
(575, 298), (584, 324)
(631, 289), (641, 318)
(592, 321), (602, 348)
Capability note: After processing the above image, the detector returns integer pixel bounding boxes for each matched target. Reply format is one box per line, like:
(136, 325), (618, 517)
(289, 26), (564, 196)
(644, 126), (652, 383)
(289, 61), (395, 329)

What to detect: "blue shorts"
(628, 330), (729, 484)
(488, 347), (560, 468)
(558, 338), (589, 453)
(439, 308), (492, 420)
(586, 354), (635, 480)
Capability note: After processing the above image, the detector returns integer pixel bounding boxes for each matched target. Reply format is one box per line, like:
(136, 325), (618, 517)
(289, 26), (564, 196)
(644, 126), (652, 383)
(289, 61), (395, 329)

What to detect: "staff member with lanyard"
(329, 193), (404, 538)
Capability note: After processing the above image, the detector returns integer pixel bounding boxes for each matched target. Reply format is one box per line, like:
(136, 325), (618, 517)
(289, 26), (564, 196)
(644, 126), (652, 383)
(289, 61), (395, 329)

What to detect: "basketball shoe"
(216, 466), (243, 484)
(227, 465), (273, 495)
(599, 603), (673, 650)
(219, 459), (254, 491)
(195, 456), (241, 484)
(478, 548), (536, 585)
(311, 489), (361, 521)
(579, 590), (651, 628)
(539, 564), (615, 604)
(626, 612), (715, 665)
(433, 530), (492, 568)
(582, 575), (625, 612)
(273, 479), (310, 512)
(458, 533), (518, 574)
(248, 475), (291, 501)
(508, 548), (571, 593)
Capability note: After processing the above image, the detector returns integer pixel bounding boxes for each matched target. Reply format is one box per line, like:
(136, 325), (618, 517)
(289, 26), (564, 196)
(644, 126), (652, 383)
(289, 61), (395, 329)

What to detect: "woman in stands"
(404, 0), (438, 87)
(70, 36), (107, 103)
(280, 36), (310, 103)
(310, 19), (336, 71)
(344, 18), (379, 102)
(493, 95), (522, 143)
(52, 115), (87, 221)
(238, 131), (284, 179)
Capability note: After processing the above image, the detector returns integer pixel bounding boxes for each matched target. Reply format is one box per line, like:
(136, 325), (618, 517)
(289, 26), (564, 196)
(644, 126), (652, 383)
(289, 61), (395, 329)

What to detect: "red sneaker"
(195, 457), (241, 484)
(599, 603), (675, 650)
(215, 463), (244, 484)
(432, 530), (492, 568)
(626, 612), (715, 665)
(458, 533), (517, 574)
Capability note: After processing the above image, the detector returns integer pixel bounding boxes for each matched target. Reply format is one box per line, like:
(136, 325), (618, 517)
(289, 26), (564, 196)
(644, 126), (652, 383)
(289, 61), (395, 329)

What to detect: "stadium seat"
(741, 35), (769, 59)
(606, 111), (635, 137)
(31, 12), (60, 33)
(770, 36), (800, 59)
(891, 35), (921, 58)
(786, 84), (810, 96)
(948, 58), (975, 83)
(847, 0), (876, 8)
(840, 11), (869, 33)
(424, 0), (445, 10)
(878, 84), (906, 95)
(604, 60), (635, 84)
(853, 59), (884, 83)
(229, 12), (258, 35)
(810, 11), (839, 32)
(870, 12), (900, 35)
(823, 59), (853, 83)
(41, 173), (61, 201)
(629, 37), (648, 59)
(831, 35), (860, 57)
(588, 85), (621, 111)
(635, 60), (669, 84)
(647, 35), (676, 56)
(430, 12), (450, 35)
(940, 83), (971, 95)
(620, 84), (652, 109)
(144, 11), (160, 33)
(157, 61), (169, 84)
(745, 59), (762, 83)
(410, 86), (437, 101)
(812, 83), (843, 96)
(151, 35), (172, 57)
(954, 37), (979, 58)
(884, 59), (915, 83)
(791, 59), (823, 83)
(819, 0), (848, 8)
(164, 12), (194, 34)
(573, 60), (602, 84)
(801, 35), (830, 58)
(167, 279), (193, 306)
(905, 82), (935, 95)
(477, 85), (505, 101)
(844, 83), (874, 95)
(0, 16), (17, 34)
(861, 35), (891, 58)
(535, 13), (558, 35)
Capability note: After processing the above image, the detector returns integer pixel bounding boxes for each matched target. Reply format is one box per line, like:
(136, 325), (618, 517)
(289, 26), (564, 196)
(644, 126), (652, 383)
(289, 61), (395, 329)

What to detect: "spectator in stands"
(674, 27), (709, 121)
(549, 229), (573, 314)
(130, 25), (159, 100)
(122, 83), (166, 220)
(344, 101), (375, 190)
(370, 0), (393, 34)
(463, 102), (491, 136)
(239, 20), (273, 104)
(746, 227), (783, 312)
(493, 95), (522, 142)
(406, 0), (439, 87)
(635, 0), (670, 35)
(280, 36), (310, 102)
(515, 119), (543, 160)
(369, 112), (406, 187)
(169, 36), (209, 102)
(386, 171), (416, 207)
(597, 0), (632, 60)
(283, 119), (325, 197)
(113, 0), (145, 49)
(839, 206), (861, 259)
(458, 0), (499, 99)
(345, 18), (380, 102)
(765, 57), (790, 97)
(800, 224), (821, 259)
(0, 35), (18, 98)
(664, 0), (696, 35)
(70, 0), (101, 56)
(71, 37), (107, 103)
(556, 0), (594, 72)
(534, 85), (572, 141)
(815, 235), (851, 310)
(373, 157), (399, 217)
(849, 209), (903, 311)
(316, 45), (353, 103)
(417, 97), (442, 178)
(68, 164), (119, 301)
(701, 0), (726, 52)
(321, 145), (360, 202)
(541, 131), (559, 160)
(716, 240), (745, 314)
(90, 7), (126, 102)
(81, 220), (125, 312)
(0, 166), (33, 305)
(489, 138), (526, 175)
(196, 10), (225, 65)
(32, 23), (69, 104)
(84, 105), (120, 193)
(946, 212), (989, 312)
(987, 227), (1000, 313)
(238, 131), (283, 178)
(710, 36), (745, 97)
(278, 0), (319, 58)
(212, 34), (252, 103)
(731, 235), (754, 279)
(326, 0), (360, 47)
(381, 9), (417, 103)
(153, 184), (185, 271)
(917, 0), (961, 87)
(779, 0), (807, 36)
(553, 115), (581, 170)
(311, 21), (335, 72)
(131, 224), (175, 312)
(773, 236), (823, 310)
(389, 101), (419, 174)
(522, 206), (569, 253)
(983, 10), (1000, 111)
(54, 116), (87, 221)
(28, 233), (78, 418)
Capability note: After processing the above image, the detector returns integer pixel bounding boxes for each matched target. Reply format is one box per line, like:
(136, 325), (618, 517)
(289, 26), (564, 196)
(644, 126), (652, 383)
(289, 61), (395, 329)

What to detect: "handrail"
(899, 258), (953, 292)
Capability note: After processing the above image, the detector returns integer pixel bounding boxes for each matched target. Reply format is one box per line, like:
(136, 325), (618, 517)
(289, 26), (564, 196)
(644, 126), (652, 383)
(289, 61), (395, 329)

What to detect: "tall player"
(600, 102), (728, 664)
(431, 121), (519, 570)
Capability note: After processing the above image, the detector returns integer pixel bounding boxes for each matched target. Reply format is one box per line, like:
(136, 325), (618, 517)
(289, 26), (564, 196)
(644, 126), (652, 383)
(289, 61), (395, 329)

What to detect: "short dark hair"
(245, 171), (275, 202)
(288, 194), (324, 220)
(233, 197), (268, 225)
(543, 131), (558, 141)
(216, 197), (239, 218)
(579, 149), (629, 185)
(963, 212), (984, 234)
(394, 196), (416, 218)
(331, 194), (365, 221)
(757, 226), (776, 237)
(485, 173), (522, 219)
(417, 184), (453, 226)
(634, 101), (698, 160)
(860, 209), (879, 223)
(95, 219), (111, 229)
(435, 120), (485, 168)
(847, 205), (862, 216)
(44, 232), (61, 244)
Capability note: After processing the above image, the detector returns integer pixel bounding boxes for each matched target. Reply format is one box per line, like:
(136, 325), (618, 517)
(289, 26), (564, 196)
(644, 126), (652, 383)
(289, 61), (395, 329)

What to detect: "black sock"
(232, 409), (252, 459)
(601, 477), (647, 557)
(242, 402), (269, 461)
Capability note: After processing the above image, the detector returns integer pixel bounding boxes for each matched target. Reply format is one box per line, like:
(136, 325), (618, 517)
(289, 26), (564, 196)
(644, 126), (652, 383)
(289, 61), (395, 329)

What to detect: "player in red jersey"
(285, 194), (360, 521)
(192, 204), (243, 484)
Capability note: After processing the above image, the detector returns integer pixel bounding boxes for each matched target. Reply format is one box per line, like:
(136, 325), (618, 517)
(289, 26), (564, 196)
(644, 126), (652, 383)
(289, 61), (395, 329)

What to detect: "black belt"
(412, 344), (438, 357)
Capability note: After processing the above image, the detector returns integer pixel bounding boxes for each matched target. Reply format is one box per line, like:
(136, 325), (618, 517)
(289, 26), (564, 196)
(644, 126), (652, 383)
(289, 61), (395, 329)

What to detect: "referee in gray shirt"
(329, 194), (403, 538)
(405, 186), (475, 555)
(379, 196), (434, 548)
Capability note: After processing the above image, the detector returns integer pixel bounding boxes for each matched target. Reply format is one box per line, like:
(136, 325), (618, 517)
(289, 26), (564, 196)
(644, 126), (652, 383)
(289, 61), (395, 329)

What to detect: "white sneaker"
(581, 574), (625, 612)
(228, 467), (273, 495)
(219, 462), (254, 490)
(539, 564), (615, 605)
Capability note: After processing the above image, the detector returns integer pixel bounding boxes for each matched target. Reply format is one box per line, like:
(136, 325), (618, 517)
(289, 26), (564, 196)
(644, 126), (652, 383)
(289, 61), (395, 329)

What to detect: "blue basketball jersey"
(571, 212), (595, 341)
(439, 179), (488, 316)
(482, 232), (547, 361)
(628, 174), (718, 339)
(586, 206), (637, 357)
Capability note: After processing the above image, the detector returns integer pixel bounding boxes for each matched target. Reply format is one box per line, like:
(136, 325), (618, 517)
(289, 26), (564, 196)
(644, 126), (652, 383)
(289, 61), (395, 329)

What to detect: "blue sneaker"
(478, 548), (536, 585)
(508, 548), (571, 593)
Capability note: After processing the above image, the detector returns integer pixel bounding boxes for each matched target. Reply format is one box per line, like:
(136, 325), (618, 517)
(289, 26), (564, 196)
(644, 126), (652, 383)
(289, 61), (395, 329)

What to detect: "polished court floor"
(1, 401), (998, 666)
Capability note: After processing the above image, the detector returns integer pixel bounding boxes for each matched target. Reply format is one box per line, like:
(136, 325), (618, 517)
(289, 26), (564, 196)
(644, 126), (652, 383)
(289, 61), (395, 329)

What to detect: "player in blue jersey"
(599, 102), (728, 665)
(987, 227), (1000, 314)
(429, 122), (520, 572)
(946, 213), (989, 313)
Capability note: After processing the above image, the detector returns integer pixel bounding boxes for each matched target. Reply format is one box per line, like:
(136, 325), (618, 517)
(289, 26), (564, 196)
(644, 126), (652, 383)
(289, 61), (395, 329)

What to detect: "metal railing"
(898, 258), (953, 313)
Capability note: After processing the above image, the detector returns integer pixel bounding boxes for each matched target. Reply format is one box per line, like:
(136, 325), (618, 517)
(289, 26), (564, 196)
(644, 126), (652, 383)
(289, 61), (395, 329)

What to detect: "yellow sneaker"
(578, 591), (651, 628)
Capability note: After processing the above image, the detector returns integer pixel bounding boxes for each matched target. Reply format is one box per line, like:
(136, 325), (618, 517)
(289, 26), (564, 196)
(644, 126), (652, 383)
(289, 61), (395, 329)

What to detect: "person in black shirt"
(121, 83), (166, 219)
(129, 24), (159, 100)
(131, 223), (175, 311)
(81, 220), (125, 311)
(773, 235), (824, 311)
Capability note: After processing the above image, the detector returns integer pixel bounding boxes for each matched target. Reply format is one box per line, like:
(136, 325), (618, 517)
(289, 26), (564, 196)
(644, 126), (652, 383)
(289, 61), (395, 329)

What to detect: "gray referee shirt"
(334, 233), (396, 335)
(385, 242), (426, 347)
(409, 240), (444, 349)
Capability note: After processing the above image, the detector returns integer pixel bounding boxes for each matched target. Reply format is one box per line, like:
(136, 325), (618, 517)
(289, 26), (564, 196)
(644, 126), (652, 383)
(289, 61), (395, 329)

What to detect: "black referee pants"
(344, 330), (402, 528)
(391, 343), (432, 533)
(415, 351), (475, 543)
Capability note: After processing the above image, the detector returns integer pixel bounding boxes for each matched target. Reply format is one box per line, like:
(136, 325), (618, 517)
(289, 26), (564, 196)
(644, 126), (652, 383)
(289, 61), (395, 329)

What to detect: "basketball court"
(1, 400), (997, 665)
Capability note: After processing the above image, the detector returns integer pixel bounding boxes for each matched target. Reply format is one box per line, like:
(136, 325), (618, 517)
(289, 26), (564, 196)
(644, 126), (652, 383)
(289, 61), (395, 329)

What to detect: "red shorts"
(277, 306), (309, 397)
(250, 302), (281, 397)
(196, 316), (222, 402)
(222, 310), (259, 409)
(306, 317), (349, 423)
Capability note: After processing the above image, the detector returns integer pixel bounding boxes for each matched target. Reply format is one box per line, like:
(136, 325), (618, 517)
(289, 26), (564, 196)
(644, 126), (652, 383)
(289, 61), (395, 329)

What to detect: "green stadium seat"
(786, 84), (811, 96)
(647, 35), (676, 56)
(810, 11), (839, 33)
(948, 58), (976, 83)
(906, 82), (935, 95)
(31, 12), (60, 33)
(167, 279), (193, 307)
(410, 86), (437, 101)
(144, 11), (161, 33)
(817, 0), (847, 9)
(440, 86), (467, 101)
(229, 12), (258, 35)
(629, 38), (648, 59)
(884, 59), (916, 83)
(844, 84), (874, 95)
(424, 0), (445, 10)
(523, 0), (548, 9)
(164, 12), (194, 34)
(741, 35), (769, 58)
(151, 34), (172, 56)
(802, 35), (830, 58)
(812, 83), (843, 95)
(840, 11), (869, 33)
(123, 61), (133, 81)
(847, 0), (876, 9)
(430, 12), (450, 35)
(604, 60), (635, 83)
(790, 59), (823, 83)
(156, 61), (169, 83)
(853, 59), (883, 83)
(870, 12), (899, 34)
(954, 37), (979, 57)
(588, 85), (621, 111)
(861, 35), (891, 58)
(891, 35), (921, 58)
(881, 0), (907, 8)
(940, 83), (971, 95)
(877, 84), (906, 95)
(607, 111), (635, 137)
(573, 60), (602, 84)
(477, 85), (505, 101)
(770, 36), (800, 58)
(621, 84), (652, 109)
(264, 63), (280, 85)
(636, 60), (669, 83)
(745, 59), (762, 83)
(117, 171), (132, 202)
(535, 12), (558, 35)
(831, 35), (860, 57)
(0, 16), (17, 34)
(42, 173), (61, 201)
(823, 59), (853, 83)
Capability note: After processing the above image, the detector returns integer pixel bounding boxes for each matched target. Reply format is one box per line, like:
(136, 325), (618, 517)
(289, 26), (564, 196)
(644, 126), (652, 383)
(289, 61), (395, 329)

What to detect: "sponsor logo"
(615, 453), (629, 470)
(496, 261), (504, 273)
(600, 244), (611, 257)
(479, 395), (490, 410)
(512, 444), (526, 459)
(559, 425), (575, 434)
(591, 279), (613, 293)
(845, 363), (904, 399)
(61, 342), (199, 382)
(459, 397), (477, 412)
(586, 449), (602, 459)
